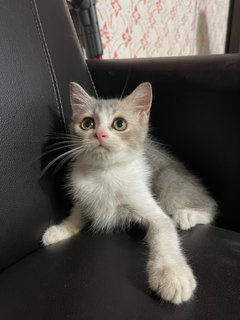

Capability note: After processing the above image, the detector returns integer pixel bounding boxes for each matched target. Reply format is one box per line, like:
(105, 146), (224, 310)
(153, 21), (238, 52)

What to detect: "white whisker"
(40, 146), (84, 176)
(52, 148), (83, 174)
(44, 144), (82, 155)
(119, 70), (131, 100)
(45, 141), (81, 150)
(32, 144), (83, 163)
(47, 137), (83, 143)
(47, 132), (81, 140)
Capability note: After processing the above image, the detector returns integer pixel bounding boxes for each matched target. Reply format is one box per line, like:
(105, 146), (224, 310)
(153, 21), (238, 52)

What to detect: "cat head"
(69, 82), (152, 164)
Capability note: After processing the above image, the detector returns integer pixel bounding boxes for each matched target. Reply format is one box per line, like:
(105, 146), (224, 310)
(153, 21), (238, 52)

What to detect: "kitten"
(42, 82), (217, 304)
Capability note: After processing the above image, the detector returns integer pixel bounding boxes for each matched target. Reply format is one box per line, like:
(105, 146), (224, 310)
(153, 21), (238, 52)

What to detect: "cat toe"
(148, 261), (197, 304)
(42, 225), (74, 246)
(172, 209), (212, 230)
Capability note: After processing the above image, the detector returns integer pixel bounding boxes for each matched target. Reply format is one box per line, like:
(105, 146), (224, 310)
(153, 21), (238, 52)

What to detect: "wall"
(96, 0), (230, 58)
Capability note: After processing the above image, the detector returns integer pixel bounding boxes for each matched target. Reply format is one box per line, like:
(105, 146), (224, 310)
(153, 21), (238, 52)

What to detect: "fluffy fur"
(42, 82), (217, 304)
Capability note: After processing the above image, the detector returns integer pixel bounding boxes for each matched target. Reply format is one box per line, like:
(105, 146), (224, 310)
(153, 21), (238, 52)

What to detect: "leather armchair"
(0, 1), (239, 319)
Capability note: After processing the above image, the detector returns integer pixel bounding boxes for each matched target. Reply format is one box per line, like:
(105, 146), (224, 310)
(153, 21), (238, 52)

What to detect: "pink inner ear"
(125, 83), (152, 113)
(69, 82), (93, 118)
(135, 94), (151, 111)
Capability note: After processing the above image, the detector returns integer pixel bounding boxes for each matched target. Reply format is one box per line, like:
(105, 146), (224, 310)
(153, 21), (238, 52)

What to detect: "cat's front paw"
(42, 225), (76, 246)
(172, 209), (212, 230)
(147, 260), (197, 304)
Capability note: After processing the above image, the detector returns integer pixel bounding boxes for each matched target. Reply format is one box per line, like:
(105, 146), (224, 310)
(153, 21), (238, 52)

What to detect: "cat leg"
(155, 167), (217, 231)
(127, 186), (197, 304)
(42, 204), (85, 246)
(172, 208), (214, 230)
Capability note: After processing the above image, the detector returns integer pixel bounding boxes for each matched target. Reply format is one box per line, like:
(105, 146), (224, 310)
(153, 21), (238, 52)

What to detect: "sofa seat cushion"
(0, 225), (240, 320)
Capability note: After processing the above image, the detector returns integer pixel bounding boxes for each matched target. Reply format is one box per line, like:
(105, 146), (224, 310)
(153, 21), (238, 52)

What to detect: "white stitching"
(85, 60), (98, 97)
(31, 0), (66, 130)
(66, 3), (99, 97)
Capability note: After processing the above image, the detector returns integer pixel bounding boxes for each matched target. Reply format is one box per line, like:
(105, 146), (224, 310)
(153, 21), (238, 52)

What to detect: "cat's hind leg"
(155, 167), (217, 230)
(172, 208), (214, 230)
(42, 204), (85, 246)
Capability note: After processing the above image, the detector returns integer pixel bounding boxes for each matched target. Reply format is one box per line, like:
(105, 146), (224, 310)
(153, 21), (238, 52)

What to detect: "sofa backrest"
(0, 0), (95, 270)
(88, 55), (240, 233)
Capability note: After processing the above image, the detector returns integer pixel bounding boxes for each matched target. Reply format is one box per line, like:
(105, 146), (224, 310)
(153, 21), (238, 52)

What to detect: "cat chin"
(95, 144), (110, 152)
(75, 143), (139, 166)
(82, 147), (114, 163)
(81, 148), (132, 166)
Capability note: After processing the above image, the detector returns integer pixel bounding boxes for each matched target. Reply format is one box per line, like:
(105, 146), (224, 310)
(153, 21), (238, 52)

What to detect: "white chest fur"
(69, 157), (150, 230)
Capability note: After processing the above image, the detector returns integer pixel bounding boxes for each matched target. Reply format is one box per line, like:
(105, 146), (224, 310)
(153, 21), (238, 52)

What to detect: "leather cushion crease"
(0, 0), (240, 319)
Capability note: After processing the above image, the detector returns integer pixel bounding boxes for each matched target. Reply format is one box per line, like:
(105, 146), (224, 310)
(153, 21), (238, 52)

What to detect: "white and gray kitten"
(42, 82), (217, 304)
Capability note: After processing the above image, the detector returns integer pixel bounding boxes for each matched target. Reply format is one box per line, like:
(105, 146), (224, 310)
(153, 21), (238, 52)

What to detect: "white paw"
(172, 209), (212, 230)
(148, 261), (197, 304)
(42, 225), (76, 246)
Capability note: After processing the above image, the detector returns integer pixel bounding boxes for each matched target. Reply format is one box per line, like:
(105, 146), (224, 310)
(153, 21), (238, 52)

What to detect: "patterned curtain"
(96, 0), (230, 58)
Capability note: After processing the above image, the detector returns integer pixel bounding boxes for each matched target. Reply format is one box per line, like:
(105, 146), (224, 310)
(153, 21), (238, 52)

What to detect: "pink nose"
(95, 130), (108, 141)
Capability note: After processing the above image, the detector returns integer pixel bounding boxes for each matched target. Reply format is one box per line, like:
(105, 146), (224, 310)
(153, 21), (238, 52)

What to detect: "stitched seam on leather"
(31, 0), (66, 131)
(85, 61), (98, 97)
(66, 4), (98, 97)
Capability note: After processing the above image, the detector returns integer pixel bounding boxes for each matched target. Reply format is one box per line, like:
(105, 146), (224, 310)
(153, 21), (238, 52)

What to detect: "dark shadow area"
(39, 107), (72, 225)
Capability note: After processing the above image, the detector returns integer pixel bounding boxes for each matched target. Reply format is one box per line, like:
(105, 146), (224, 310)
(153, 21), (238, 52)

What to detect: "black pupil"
(116, 119), (123, 127)
(85, 119), (92, 127)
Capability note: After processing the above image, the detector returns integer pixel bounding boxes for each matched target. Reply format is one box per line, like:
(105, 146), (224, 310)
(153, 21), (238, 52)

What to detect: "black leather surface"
(0, 225), (240, 320)
(88, 56), (240, 232)
(1, 1), (240, 318)
(0, 0), (95, 270)
(35, 0), (97, 123)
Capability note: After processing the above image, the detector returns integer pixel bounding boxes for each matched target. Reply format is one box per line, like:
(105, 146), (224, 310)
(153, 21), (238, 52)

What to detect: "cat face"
(69, 82), (152, 163)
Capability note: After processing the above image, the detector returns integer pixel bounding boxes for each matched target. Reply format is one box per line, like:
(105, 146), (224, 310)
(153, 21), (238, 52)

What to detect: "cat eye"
(112, 118), (127, 131)
(80, 117), (95, 130)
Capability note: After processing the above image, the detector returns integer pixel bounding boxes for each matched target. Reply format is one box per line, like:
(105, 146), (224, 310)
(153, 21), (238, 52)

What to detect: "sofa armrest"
(88, 55), (240, 232)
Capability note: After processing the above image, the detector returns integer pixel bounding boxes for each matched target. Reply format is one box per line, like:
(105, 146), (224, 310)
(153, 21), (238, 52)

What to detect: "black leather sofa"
(1, 1), (240, 319)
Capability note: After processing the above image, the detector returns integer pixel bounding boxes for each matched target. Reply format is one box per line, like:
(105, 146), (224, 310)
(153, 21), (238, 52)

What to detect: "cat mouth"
(94, 142), (109, 151)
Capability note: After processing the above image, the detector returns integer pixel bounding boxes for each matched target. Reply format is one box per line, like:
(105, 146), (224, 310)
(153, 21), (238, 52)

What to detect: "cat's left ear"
(124, 82), (152, 120)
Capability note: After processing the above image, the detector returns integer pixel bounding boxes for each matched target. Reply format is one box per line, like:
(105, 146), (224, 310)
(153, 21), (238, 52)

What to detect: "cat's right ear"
(123, 82), (152, 122)
(69, 82), (93, 116)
